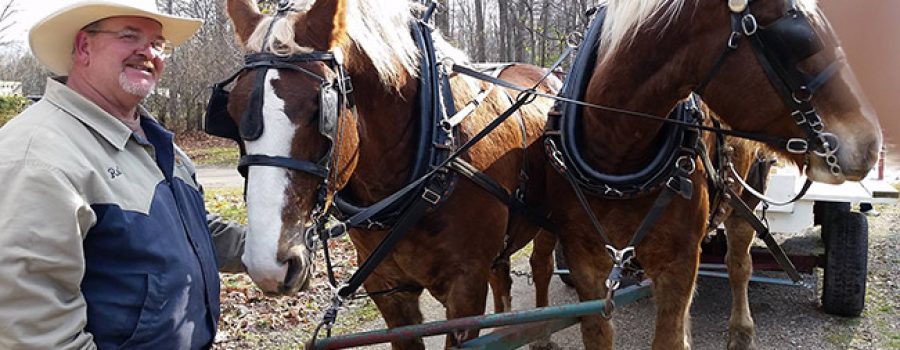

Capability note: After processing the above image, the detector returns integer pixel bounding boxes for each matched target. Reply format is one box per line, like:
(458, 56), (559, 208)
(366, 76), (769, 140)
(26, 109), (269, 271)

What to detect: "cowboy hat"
(29, 0), (203, 76)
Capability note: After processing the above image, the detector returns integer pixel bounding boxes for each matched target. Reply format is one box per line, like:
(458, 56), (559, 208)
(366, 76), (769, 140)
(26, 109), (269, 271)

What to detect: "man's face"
(82, 16), (168, 99)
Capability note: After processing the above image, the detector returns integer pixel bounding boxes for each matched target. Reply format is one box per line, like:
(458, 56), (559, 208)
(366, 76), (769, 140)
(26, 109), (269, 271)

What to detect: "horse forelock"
(245, 15), (311, 55)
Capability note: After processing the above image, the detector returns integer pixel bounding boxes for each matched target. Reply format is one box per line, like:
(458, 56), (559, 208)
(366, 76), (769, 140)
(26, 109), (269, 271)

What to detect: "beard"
(118, 71), (157, 97)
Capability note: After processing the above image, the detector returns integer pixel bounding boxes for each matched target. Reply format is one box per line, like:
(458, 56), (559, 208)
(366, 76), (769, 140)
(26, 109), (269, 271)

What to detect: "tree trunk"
(474, 0), (486, 61)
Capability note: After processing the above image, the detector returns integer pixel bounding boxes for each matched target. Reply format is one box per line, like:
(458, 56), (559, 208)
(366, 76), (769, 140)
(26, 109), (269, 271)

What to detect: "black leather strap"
(238, 154), (329, 178)
(726, 187), (804, 284)
(447, 159), (557, 232)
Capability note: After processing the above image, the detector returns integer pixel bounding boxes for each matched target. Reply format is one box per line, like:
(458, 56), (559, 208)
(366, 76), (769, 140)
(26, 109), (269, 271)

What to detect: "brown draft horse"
(531, 0), (882, 349)
(224, 0), (558, 348)
(512, 109), (771, 350)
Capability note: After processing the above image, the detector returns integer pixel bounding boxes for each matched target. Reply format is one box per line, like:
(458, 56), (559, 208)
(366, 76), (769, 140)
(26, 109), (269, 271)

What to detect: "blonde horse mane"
(597, 0), (821, 64)
(241, 0), (468, 91)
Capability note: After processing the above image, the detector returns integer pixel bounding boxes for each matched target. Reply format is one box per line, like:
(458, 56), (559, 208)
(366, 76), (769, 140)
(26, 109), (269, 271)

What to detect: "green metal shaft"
(311, 283), (652, 349)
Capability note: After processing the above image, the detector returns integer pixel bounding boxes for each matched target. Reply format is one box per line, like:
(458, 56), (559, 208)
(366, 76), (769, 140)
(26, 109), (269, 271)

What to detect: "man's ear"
(72, 31), (91, 66)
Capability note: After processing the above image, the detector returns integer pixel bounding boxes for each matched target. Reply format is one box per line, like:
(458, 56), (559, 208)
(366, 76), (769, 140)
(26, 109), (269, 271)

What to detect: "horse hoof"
(727, 330), (756, 350)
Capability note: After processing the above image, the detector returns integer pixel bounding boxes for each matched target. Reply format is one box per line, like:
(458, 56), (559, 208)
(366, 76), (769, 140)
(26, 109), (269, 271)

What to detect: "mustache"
(124, 57), (157, 73)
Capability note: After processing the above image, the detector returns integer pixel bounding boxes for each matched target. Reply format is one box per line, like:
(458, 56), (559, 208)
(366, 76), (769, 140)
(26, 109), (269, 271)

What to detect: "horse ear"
(226, 0), (263, 45)
(302, 0), (350, 50)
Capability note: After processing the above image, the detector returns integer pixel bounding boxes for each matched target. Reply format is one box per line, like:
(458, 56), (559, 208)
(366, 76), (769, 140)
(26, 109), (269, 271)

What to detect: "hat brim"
(29, 1), (203, 75)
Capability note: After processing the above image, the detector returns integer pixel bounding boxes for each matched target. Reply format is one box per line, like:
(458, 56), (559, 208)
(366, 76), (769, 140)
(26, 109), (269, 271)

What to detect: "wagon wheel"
(813, 201), (851, 245)
(819, 205), (868, 317)
(554, 243), (575, 287)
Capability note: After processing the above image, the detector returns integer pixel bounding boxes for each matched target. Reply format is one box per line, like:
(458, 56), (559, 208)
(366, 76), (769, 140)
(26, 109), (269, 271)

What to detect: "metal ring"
(742, 14), (758, 36)
(813, 133), (840, 157)
(791, 87), (813, 103)
(676, 156), (697, 174)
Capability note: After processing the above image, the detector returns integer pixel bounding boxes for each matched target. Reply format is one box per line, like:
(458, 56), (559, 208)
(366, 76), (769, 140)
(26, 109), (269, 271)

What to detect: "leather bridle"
(697, 0), (845, 176)
(203, 13), (355, 249)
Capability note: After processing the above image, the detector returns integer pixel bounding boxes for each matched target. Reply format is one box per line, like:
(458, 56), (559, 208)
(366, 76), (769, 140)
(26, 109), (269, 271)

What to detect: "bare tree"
(473, 0), (486, 61)
(0, 0), (17, 47)
(147, 0), (242, 131)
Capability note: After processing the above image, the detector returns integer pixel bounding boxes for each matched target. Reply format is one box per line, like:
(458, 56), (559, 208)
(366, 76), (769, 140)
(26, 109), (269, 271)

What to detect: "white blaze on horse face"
(241, 69), (295, 292)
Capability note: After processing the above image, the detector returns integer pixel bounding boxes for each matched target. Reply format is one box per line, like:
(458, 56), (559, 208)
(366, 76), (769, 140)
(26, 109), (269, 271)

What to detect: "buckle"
(742, 14), (758, 36)
(785, 138), (809, 154)
(422, 188), (442, 205)
(791, 110), (807, 125)
(727, 31), (741, 49)
(605, 245), (635, 266)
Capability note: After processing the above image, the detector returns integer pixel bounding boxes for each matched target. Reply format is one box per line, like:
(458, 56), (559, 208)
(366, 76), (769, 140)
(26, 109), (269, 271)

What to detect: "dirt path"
(196, 166), (243, 189)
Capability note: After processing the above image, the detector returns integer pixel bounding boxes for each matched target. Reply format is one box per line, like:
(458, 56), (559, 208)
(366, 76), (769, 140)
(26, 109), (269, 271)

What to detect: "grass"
(204, 187), (247, 224)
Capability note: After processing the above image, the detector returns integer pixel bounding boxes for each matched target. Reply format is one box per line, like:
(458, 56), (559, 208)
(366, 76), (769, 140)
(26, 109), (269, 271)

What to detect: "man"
(0, 0), (243, 349)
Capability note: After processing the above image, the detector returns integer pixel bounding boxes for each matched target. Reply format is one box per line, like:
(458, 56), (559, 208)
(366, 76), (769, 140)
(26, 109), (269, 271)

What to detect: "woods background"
(0, 0), (600, 132)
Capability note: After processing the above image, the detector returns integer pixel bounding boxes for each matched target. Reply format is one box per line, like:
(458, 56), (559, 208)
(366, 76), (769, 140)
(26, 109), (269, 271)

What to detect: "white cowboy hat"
(29, 0), (203, 76)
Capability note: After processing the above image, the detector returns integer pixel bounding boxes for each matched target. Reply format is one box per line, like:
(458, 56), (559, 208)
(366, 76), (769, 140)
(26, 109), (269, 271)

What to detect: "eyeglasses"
(86, 28), (174, 59)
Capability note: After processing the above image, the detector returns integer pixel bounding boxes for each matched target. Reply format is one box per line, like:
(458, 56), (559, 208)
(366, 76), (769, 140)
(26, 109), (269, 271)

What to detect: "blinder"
(751, 6), (830, 96)
(695, 0), (846, 176)
(203, 50), (354, 187)
(204, 71), (242, 142)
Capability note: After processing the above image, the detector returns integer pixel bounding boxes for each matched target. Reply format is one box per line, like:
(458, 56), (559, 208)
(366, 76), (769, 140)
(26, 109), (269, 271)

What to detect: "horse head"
(224, 0), (359, 295)
(591, 0), (881, 184)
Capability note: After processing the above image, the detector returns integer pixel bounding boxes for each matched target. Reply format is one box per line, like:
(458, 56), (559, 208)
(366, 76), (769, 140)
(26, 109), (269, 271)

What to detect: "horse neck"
(580, 59), (694, 174)
(580, 10), (708, 174)
(343, 52), (420, 204)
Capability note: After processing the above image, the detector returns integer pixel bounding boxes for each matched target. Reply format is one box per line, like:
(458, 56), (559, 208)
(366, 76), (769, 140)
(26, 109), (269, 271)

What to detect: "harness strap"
(695, 22), (741, 95)
(337, 90), (535, 229)
(459, 62), (808, 154)
(447, 158), (556, 232)
(237, 154), (329, 178)
(337, 187), (435, 299)
(726, 187), (805, 284)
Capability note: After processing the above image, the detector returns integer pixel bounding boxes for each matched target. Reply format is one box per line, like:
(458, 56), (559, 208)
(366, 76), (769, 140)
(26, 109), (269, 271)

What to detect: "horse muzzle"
(278, 245), (315, 294)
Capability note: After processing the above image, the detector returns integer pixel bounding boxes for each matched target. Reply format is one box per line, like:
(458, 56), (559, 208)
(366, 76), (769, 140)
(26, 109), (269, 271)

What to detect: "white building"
(0, 81), (22, 96)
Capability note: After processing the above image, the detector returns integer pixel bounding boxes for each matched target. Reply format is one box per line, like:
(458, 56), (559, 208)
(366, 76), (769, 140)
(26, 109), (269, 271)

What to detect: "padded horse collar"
(545, 6), (703, 199)
(331, 20), (460, 229)
(698, 0), (845, 176)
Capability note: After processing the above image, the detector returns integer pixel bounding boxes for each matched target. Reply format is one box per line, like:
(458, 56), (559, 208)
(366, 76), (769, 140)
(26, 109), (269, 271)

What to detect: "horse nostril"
(281, 255), (312, 292)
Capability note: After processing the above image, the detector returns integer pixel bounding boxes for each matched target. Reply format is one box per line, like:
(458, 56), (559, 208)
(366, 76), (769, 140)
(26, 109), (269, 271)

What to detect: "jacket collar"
(42, 77), (155, 151)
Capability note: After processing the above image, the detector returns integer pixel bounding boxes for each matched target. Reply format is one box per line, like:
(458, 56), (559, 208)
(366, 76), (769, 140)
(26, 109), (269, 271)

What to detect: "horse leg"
(723, 216), (757, 350)
(490, 214), (546, 313)
(489, 255), (513, 313)
(366, 279), (427, 350)
(560, 240), (614, 350)
(531, 230), (555, 308)
(528, 230), (557, 350)
(645, 246), (699, 350)
(441, 273), (491, 347)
